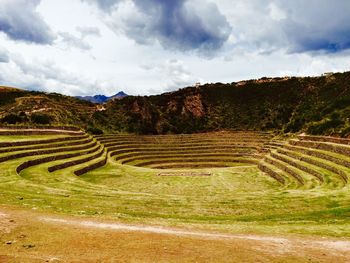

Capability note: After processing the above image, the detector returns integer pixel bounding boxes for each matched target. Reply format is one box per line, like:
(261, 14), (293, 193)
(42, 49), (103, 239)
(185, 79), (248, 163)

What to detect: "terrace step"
(0, 141), (97, 164)
(16, 143), (100, 174)
(74, 154), (108, 176)
(109, 148), (254, 158)
(98, 138), (268, 145)
(290, 139), (350, 156)
(257, 161), (288, 185)
(298, 135), (350, 145)
(135, 158), (260, 168)
(144, 161), (257, 169)
(104, 144), (261, 152)
(0, 134), (88, 148)
(282, 144), (350, 169)
(0, 137), (93, 154)
(270, 151), (323, 186)
(264, 156), (305, 186)
(95, 131), (273, 140)
(99, 131), (271, 170)
(0, 125), (81, 131)
(0, 129), (84, 136)
(116, 153), (259, 164)
(276, 148), (348, 183)
(48, 146), (105, 172)
(102, 141), (264, 148)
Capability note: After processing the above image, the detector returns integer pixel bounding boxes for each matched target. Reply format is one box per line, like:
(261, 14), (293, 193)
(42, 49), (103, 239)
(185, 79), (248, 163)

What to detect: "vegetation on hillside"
(92, 72), (350, 136)
(1, 71), (350, 136)
(0, 87), (97, 129)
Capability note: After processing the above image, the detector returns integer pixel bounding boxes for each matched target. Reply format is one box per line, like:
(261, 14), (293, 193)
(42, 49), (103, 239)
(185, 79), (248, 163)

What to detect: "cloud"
(57, 27), (102, 51)
(222, 0), (350, 54)
(58, 32), (92, 50)
(142, 59), (199, 92)
(76, 26), (101, 38)
(84, 0), (231, 54)
(0, 0), (55, 44)
(0, 52), (117, 96)
(276, 0), (350, 53)
(87, 0), (350, 55)
(82, 0), (120, 12)
(162, 59), (199, 91)
(0, 47), (9, 63)
(212, 0), (350, 56)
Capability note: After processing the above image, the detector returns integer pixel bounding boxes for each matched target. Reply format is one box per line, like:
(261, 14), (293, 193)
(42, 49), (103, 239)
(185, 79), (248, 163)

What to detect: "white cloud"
(58, 32), (92, 50)
(160, 59), (200, 91)
(268, 2), (286, 21)
(0, 0), (350, 97)
(89, 0), (232, 54)
(0, 47), (9, 63)
(76, 26), (101, 38)
(0, 51), (119, 95)
(0, 0), (55, 44)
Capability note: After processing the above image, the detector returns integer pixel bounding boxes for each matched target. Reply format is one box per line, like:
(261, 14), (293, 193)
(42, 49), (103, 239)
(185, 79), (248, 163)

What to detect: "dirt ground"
(0, 206), (349, 263)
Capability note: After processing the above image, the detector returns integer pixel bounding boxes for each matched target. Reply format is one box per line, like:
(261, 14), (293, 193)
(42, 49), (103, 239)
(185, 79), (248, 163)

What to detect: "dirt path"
(40, 216), (350, 252)
(40, 216), (289, 243)
(0, 206), (349, 262)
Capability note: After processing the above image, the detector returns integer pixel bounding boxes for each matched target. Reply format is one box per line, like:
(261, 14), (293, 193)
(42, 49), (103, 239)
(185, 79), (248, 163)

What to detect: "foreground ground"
(1, 206), (349, 262)
(1, 131), (350, 261)
(2, 160), (350, 238)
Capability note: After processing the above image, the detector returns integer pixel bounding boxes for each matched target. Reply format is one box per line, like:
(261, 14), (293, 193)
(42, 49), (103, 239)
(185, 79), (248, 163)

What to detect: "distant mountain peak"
(76, 91), (128, 103)
(115, 91), (128, 96)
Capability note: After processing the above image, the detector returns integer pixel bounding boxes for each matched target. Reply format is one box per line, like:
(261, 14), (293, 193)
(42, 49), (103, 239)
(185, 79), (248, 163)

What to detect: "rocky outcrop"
(182, 94), (205, 117)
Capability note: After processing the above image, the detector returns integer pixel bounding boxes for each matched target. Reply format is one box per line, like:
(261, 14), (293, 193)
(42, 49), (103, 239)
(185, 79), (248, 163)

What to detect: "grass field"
(0, 128), (349, 240)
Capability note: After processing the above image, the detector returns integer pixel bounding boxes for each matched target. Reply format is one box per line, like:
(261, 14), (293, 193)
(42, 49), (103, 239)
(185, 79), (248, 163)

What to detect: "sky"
(0, 0), (350, 96)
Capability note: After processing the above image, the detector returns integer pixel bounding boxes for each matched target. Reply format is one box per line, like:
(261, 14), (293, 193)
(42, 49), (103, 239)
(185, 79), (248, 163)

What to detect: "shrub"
(1, 114), (23, 124)
(31, 114), (52, 125)
(308, 120), (343, 135)
(86, 126), (103, 135)
(341, 126), (350, 137)
(284, 119), (303, 133)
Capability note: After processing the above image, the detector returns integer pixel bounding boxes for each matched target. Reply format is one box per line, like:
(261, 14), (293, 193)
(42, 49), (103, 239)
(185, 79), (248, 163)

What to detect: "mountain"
(110, 91), (128, 100)
(1, 72), (350, 137)
(76, 91), (128, 103)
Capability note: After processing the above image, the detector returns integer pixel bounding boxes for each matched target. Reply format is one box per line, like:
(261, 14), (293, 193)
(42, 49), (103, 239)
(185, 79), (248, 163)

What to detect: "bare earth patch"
(0, 206), (349, 262)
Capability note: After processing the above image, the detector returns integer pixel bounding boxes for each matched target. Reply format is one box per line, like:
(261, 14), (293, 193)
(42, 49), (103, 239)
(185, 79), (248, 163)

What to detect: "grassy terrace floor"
(0, 130), (349, 239)
(0, 135), (68, 142)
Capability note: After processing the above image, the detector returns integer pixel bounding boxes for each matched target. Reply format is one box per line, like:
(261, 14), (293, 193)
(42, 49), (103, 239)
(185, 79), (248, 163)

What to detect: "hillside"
(1, 71), (350, 136)
(0, 86), (98, 130)
(91, 72), (350, 136)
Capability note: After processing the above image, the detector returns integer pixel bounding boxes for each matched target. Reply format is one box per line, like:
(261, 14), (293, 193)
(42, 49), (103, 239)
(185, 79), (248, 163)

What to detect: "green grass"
(0, 132), (350, 238)
(0, 156), (349, 237)
(0, 135), (67, 142)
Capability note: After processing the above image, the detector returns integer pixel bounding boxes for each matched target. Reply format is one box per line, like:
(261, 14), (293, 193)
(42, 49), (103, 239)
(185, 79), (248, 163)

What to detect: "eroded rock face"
(132, 100), (152, 120)
(166, 100), (178, 113)
(182, 94), (205, 117)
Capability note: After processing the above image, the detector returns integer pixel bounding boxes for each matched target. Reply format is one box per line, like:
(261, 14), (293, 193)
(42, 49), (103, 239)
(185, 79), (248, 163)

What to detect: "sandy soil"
(0, 206), (349, 262)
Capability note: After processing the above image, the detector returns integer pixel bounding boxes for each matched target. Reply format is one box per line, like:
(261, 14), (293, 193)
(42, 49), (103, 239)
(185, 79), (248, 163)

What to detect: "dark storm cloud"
(0, 0), (55, 44)
(275, 0), (350, 53)
(84, 0), (232, 53)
